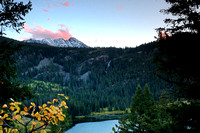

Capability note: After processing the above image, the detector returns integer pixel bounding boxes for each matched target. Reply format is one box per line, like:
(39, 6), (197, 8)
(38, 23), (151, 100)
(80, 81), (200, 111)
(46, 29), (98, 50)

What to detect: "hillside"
(12, 40), (170, 116)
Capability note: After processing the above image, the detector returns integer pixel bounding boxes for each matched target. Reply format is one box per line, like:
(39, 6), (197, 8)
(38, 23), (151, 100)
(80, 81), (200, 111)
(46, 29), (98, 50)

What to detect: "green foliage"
(166, 99), (200, 133)
(0, 0), (32, 36)
(116, 85), (154, 133)
(0, 41), (32, 104)
(115, 85), (173, 133)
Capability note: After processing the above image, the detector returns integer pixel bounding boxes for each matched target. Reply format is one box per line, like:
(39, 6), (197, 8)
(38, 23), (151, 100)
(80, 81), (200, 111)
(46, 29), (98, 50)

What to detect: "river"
(65, 120), (119, 133)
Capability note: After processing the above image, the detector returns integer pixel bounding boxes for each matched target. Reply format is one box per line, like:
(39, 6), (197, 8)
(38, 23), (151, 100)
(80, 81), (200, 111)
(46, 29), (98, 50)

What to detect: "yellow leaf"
(24, 107), (28, 111)
(58, 94), (64, 96)
(61, 101), (66, 106)
(58, 115), (64, 121)
(53, 118), (58, 125)
(31, 102), (36, 107)
(10, 106), (15, 111)
(20, 111), (28, 116)
(9, 102), (14, 106)
(30, 124), (34, 130)
(35, 112), (41, 121)
(52, 99), (58, 104)
(38, 106), (43, 110)
(57, 128), (62, 133)
(2, 113), (8, 119)
(41, 130), (46, 133)
(13, 106), (20, 115)
(14, 102), (21, 105)
(65, 96), (69, 100)
(64, 106), (68, 109)
(29, 106), (33, 110)
(47, 101), (52, 104)
(40, 122), (45, 126)
(43, 111), (48, 116)
(4, 128), (8, 133)
(6, 118), (11, 120)
(62, 114), (66, 117)
(2, 104), (7, 108)
(11, 129), (18, 133)
(42, 104), (47, 108)
(0, 120), (3, 126)
(0, 110), (4, 114)
(15, 115), (21, 121)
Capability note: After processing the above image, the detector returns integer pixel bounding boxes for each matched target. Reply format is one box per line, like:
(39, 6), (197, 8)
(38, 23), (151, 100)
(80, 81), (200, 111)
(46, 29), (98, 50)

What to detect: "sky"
(5, 0), (170, 48)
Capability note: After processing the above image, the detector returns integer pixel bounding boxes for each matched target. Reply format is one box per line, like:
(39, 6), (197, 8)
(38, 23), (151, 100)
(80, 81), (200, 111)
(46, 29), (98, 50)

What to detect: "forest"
(13, 41), (169, 117)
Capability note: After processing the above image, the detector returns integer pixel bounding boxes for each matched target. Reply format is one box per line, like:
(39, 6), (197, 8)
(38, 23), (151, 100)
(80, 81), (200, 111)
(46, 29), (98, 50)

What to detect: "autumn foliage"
(0, 94), (69, 133)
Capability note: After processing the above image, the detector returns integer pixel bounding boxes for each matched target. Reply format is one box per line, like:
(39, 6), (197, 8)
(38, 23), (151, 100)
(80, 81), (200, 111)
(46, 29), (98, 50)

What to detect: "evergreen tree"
(153, 0), (200, 132)
(131, 84), (143, 115)
(155, 0), (200, 100)
(115, 84), (156, 133)
(0, 40), (32, 104)
(0, 0), (32, 104)
(154, 32), (200, 99)
(0, 0), (32, 36)
(158, 0), (200, 33)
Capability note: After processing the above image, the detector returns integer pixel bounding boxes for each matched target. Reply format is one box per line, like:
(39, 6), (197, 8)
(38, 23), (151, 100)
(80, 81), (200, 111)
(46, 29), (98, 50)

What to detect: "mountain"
(12, 40), (170, 116)
(24, 37), (89, 48)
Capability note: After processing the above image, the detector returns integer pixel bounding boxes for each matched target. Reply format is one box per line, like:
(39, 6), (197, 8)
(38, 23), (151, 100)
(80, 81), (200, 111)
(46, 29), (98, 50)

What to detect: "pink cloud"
(62, 1), (69, 7)
(24, 24), (72, 40)
(116, 5), (123, 10)
(53, 4), (59, 7)
(47, 2), (50, 8)
(42, 9), (48, 12)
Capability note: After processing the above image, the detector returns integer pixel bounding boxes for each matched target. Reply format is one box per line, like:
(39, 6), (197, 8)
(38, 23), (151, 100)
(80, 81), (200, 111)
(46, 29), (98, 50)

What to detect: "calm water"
(65, 120), (119, 133)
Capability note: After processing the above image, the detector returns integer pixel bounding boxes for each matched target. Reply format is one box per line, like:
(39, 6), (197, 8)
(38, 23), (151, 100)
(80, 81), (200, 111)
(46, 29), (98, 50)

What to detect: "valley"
(14, 41), (170, 118)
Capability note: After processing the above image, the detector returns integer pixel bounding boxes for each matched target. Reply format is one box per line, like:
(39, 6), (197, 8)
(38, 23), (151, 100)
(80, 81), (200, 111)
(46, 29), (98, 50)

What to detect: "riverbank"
(73, 108), (128, 124)
(74, 113), (123, 124)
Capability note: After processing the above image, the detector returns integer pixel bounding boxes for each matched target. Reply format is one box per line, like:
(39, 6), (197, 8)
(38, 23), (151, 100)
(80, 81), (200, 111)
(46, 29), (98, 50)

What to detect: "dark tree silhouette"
(154, 32), (200, 99)
(158, 0), (200, 34)
(155, 0), (200, 99)
(0, 40), (33, 104)
(154, 0), (200, 132)
(0, 0), (32, 36)
(0, 0), (32, 104)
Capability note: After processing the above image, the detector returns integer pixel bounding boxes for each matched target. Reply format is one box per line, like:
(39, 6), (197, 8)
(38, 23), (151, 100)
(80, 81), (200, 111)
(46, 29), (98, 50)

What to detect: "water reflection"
(65, 120), (119, 133)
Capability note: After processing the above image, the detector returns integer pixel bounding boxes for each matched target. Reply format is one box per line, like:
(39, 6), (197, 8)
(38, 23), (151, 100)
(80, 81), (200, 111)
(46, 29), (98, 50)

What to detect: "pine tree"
(0, 40), (32, 104)
(0, 0), (32, 36)
(131, 84), (143, 115)
(158, 0), (200, 33)
(116, 84), (156, 133)
(154, 0), (200, 132)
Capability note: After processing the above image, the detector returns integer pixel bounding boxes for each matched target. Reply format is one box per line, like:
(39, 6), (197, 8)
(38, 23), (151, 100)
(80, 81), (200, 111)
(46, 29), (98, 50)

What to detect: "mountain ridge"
(24, 37), (89, 48)
(0, 36), (170, 116)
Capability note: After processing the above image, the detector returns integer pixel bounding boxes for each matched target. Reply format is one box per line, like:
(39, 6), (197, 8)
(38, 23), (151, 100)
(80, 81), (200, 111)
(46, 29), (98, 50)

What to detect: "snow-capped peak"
(24, 37), (89, 48)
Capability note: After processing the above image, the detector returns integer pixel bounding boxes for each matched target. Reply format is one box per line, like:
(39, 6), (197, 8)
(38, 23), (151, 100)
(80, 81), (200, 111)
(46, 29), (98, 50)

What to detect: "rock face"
(24, 37), (89, 48)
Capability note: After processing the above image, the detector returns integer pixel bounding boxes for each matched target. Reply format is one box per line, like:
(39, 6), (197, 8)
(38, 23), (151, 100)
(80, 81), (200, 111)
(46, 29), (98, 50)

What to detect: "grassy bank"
(73, 108), (130, 124)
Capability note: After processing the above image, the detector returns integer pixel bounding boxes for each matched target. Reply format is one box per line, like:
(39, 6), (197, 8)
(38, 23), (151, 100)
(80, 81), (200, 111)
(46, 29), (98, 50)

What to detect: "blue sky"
(5, 0), (170, 47)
